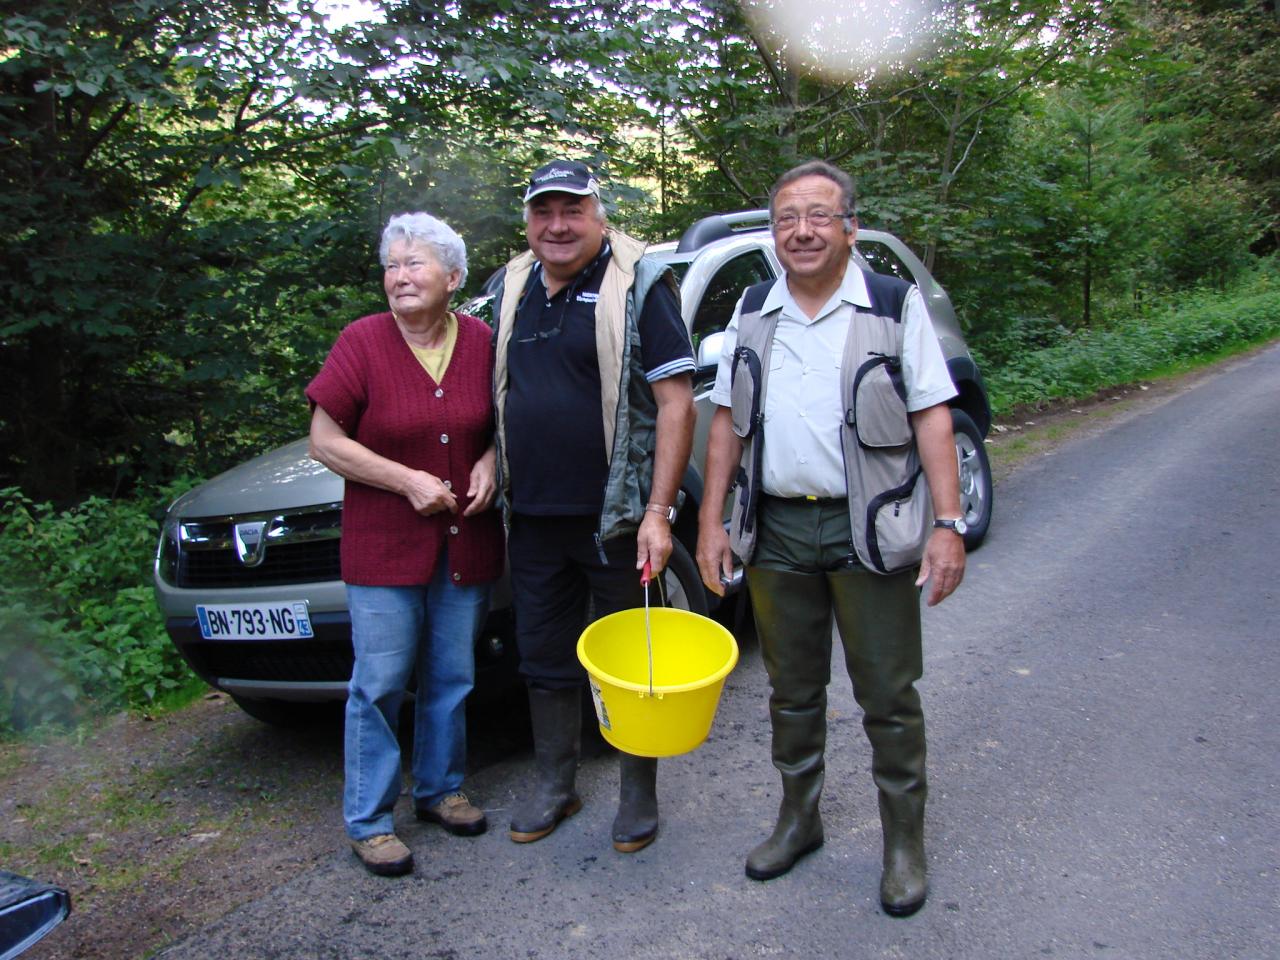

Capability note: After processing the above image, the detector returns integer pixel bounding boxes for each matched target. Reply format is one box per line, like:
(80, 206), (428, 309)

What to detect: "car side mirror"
(696, 331), (726, 374)
(0, 871), (70, 959)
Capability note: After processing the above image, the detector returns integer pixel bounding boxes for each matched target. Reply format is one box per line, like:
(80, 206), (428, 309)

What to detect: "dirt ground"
(0, 361), (1242, 960)
(1, 693), (345, 959)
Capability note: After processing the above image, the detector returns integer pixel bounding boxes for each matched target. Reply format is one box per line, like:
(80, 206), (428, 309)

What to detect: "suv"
(153, 212), (993, 724)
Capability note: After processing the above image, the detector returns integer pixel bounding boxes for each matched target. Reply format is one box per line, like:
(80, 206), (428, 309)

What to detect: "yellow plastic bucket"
(577, 607), (739, 758)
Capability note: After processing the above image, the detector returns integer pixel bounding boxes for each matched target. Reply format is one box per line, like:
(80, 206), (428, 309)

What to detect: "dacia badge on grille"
(233, 520), (269, 567)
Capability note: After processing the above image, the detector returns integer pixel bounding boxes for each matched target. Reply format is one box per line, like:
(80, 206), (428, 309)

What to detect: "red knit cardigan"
(305, 311), (504, 586)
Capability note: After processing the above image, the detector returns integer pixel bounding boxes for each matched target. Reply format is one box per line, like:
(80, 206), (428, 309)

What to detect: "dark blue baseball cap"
(523, 159), (601, 202)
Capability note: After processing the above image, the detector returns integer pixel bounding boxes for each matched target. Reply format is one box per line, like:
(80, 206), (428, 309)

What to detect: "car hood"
(168, 438), (343, 519)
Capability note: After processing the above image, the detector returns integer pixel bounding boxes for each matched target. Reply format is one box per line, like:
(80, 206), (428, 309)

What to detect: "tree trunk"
(16, 326), (79, 504)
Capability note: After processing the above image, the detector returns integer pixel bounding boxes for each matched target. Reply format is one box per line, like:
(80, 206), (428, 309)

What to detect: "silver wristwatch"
(645, 503), (677, 523)
(933, 517), (968, 535)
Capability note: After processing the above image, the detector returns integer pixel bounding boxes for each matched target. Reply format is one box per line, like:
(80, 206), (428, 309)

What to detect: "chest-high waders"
(731, 273), (931, 916)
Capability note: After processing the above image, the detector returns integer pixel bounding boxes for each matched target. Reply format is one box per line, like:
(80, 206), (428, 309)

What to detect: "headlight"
(155, 514), (180, 585)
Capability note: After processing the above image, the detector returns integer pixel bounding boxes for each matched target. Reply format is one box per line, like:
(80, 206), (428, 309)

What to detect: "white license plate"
(196, 601), (314, 640)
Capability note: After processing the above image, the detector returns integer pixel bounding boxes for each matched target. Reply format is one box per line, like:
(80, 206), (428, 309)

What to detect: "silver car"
(154, 212), (992, 723)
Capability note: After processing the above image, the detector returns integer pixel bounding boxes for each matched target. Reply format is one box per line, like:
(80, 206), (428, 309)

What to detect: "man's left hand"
(916, 528), (966, 606)
(636, 512), (674, 578)
(462, 446), (497, 516)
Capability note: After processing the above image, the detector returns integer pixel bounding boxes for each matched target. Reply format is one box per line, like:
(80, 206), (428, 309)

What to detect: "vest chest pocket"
(847, 354), (912, 449)
(730, 345), (764, 439)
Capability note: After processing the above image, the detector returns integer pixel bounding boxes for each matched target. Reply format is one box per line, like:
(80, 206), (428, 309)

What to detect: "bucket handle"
(641, 560), (654, 698)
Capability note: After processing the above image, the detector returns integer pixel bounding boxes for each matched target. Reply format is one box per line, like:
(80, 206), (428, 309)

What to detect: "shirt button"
(440, 434), (449, 444)
(444, 480), (452, 490)
(449, 525), (459, 535)
(452, 572), (461, 582)
(799, 410), (807, 418)
(435, 388), (444, 398)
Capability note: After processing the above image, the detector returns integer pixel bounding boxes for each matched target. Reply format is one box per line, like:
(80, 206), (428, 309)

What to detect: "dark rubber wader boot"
(830, 566), (928, 916)
(612, 754), (658, 852)
(744, 565), (833, 881)
(509, 685), (583, 843)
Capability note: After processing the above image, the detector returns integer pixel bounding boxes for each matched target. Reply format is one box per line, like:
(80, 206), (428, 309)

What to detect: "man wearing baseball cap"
(490, 159), (696, 853)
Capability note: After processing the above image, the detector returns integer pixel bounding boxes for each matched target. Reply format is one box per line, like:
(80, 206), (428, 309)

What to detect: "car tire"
(951, 407), (993, 550)
(229, 694), (341, 727)
(660, 538), (709, 617)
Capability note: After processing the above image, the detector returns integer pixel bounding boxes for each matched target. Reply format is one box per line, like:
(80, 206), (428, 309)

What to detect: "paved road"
(159, 344), (1280, 960)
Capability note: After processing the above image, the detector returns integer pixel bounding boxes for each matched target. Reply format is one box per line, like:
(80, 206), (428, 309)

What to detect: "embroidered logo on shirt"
(576, 291), (600, 303)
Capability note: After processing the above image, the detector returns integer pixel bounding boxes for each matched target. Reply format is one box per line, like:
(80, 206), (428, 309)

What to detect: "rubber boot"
(830, 567), (929, 916)
(509, 685), (583, 843)
(877, 780), (927, 916)
(612, 754), (658, 852)
(743, 565), (833, 881)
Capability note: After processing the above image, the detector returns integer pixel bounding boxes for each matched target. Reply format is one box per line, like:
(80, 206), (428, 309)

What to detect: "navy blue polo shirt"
(505, 243), (694, 515)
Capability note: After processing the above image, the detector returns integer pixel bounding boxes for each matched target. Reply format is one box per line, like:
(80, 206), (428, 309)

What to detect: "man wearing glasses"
(491, 159), (695, 854)
(696, 160), (966, 916)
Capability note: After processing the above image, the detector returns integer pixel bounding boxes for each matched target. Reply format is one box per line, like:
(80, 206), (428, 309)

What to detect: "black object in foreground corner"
(0, 871), (70, 960)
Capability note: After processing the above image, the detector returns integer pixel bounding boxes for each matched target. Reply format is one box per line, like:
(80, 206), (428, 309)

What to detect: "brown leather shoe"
(350, 834), (413, 876)
(416, 792), (488, 836)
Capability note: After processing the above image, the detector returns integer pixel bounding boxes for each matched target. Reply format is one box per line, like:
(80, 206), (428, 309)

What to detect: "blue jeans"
(343, 563), (490, 840)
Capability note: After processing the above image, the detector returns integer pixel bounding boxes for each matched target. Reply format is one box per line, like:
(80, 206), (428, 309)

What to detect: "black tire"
(951, 407), (993, 550)
(229, 693), (342, 727)
(659, 538), (710, 616)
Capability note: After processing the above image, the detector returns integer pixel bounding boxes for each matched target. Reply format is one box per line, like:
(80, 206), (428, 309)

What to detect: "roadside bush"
(984, 259), (1280, 413)
(0, 484), (202, 734)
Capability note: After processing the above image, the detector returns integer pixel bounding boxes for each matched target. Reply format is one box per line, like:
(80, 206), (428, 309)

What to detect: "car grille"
(170, 503), (342, 589)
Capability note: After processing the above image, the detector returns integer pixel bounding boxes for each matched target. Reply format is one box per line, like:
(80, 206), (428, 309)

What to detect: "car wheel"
(229, 694), (341, 727)
(951, 407), (993, 550)
(659, 539), (709, 616)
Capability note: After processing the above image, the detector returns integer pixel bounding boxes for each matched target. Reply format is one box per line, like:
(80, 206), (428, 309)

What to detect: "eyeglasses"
(515, 304), (567, 343)
(514, 281), (568, 343)
(770, 210), (854, 231)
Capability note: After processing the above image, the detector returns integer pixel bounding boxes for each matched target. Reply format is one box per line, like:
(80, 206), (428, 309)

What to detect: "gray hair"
(379, 212), (468, 286)
(521, 194), (608, 225)
(769, 161), (857, 233)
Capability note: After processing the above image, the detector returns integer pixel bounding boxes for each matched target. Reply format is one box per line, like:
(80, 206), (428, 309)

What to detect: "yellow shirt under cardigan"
(408, 312), (458, 383)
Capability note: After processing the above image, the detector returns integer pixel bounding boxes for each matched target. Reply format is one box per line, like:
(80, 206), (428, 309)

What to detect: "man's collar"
(766, 260), (870, 319)
(529, 240), (612, 295)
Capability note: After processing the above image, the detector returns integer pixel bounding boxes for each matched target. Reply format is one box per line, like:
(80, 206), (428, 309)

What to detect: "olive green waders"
(746, 497), (929, 917)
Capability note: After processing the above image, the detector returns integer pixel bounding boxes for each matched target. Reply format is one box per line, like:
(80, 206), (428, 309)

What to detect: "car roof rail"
(675, 210), (771, 253)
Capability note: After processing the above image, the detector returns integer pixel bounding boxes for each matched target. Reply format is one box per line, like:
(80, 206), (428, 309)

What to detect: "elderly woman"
(306, 212), (503, 877)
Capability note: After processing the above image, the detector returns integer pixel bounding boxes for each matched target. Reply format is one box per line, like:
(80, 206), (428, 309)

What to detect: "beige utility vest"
(728, 273), (934, 573)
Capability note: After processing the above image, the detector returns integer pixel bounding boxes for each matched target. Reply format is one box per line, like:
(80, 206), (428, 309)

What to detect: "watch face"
(954, 517), (968, 535)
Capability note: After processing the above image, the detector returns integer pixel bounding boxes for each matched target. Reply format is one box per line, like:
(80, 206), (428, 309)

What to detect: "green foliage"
(0, 1), (673, 502)
(0, 0), (1275, 510)
(0, 484), (202, 733)
(1143, 0), (1280, 253)
(981, 259), (1280, 413)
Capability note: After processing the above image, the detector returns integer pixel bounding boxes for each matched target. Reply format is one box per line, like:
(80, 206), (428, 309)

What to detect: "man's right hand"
(696, 522), (734, 597)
